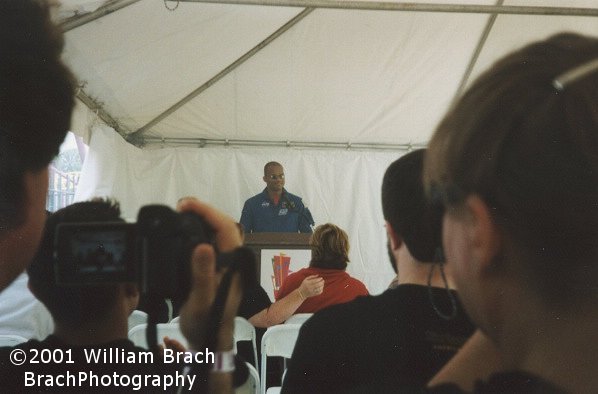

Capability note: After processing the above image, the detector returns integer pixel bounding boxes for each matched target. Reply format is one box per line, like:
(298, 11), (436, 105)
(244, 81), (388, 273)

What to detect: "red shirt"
(276, 267), (369, 313)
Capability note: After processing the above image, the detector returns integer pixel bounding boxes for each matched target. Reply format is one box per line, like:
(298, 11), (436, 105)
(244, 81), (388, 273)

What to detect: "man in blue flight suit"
(240, 162), (314, 233)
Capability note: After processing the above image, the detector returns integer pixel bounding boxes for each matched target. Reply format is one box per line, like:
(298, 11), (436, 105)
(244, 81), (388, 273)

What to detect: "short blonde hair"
(309, 223), (349, 270)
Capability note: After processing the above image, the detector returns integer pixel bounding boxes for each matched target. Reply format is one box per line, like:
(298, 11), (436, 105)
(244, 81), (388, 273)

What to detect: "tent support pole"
(172, 0), (598, 17)
(61, 0), (143, 32)
(128, 7), (314, 140)
(76, 89), (126, 136)
(451, 0), (503, 105)
(139, 136), (425, 151)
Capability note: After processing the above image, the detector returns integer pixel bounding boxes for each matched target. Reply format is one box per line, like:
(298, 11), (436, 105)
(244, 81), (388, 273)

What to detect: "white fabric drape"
(75, 126), (404, 294)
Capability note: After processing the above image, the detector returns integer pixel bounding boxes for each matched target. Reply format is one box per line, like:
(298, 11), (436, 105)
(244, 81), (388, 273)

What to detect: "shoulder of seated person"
(303, 294), (375, 325)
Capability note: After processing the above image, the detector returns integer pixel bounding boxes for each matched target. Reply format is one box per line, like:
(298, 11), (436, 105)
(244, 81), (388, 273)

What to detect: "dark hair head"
(0, 0), (75, 234)
(382, 149), (442, 262)
(425, 33), (598, 303)
(309, 223), (350, 270)
(264, 161), (283, 175)
(28, 199), (124, 326)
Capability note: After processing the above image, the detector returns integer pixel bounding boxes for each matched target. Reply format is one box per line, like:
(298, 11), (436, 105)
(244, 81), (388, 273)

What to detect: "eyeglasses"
(268, 174), (285, 180)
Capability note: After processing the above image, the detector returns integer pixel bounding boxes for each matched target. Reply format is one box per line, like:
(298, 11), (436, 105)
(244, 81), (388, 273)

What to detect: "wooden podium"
(244, 233), (312, 296)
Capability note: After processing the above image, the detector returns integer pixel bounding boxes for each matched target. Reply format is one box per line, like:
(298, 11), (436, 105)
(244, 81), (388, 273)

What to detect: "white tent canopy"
(59, 0), (598, 293)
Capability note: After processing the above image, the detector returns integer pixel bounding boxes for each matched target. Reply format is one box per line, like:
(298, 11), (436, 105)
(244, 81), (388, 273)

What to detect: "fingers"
(163, 336), (187, 353)
(179, 243), (218, 349)
(300, 275), (324, 297)
(305, 277), (324, 287)
(177, 197), (242, 252)
(190, 244), (217, 302)
(311, 281), (324, 296)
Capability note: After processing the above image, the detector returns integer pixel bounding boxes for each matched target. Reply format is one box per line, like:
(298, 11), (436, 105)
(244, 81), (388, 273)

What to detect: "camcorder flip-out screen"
(54, 222), (137, 285)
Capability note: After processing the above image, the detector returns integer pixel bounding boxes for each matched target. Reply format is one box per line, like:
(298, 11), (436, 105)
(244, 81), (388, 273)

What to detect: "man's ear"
(464, 195), (501, 273)
(385, 221), (403, 252)
(262, 175), (267, 183)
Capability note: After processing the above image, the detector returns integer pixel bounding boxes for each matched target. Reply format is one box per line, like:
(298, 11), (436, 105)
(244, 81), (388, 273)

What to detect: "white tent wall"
(61, 0), (597, 295)
(75, 126), (402, 293)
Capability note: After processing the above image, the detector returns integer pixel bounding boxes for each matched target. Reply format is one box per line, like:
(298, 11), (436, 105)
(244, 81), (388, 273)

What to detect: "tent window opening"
(46, 132), (88, 213)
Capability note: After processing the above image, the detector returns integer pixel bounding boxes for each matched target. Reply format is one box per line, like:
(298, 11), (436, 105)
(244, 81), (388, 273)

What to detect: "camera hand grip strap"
(204, 246), (256, 350)
(192, 246), (256, 391)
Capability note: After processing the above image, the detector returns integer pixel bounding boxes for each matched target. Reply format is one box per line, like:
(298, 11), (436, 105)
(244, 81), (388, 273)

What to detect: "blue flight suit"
(240, 188), (314, 233)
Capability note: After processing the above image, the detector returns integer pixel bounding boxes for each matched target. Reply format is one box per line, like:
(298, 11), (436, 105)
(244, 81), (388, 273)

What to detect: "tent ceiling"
(58, 0), (598, 148)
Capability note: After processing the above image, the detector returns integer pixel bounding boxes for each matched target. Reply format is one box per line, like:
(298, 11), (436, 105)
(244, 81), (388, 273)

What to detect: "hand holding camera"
(54, 196), (255, 354)
(176, 197), (244, 351)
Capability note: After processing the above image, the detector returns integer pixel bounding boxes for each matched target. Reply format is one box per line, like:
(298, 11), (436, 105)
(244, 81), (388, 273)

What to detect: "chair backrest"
(0, 334), (28, 347)
(284, 313), (313, 325)
(128, 322), (189, 350)
(127, 310), (148, 332)
(235, 361), (260, 394)
(234, 316), (258, 365)
(260, 324), (302, 394)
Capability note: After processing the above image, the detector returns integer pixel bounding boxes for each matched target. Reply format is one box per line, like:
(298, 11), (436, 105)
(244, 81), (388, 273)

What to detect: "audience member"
(233, 221), (323, 371)
(0, 200), (187, 392)
(0, 271), (53, 340)
(0, 199), (249, 392)
(423, 33), (598, 393)
(0, 2), (243, 392)
(276, 223), (369, 314)
(0, 0), (74, 292)
(281, 150), (474, 393)
(229, 221), (323, 328)
(240, 162), (314, 233)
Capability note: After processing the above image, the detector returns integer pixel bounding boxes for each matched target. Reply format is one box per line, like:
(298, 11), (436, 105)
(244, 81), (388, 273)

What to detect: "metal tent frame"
(60, 0), (598, 149)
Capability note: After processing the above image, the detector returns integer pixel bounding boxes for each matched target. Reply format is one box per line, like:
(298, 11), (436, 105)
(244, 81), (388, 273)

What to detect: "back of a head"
(425, 33), (598, 304)
(0, 0), (75, 234)
(28, 200), (124, 326)
(310, 223), (350, 270)
(382, 149), (442, 262)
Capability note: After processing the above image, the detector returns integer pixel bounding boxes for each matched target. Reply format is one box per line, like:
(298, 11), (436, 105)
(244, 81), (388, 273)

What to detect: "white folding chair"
(234, 316), (258, 366)
(128, 322), (189, 350)
(235, 361), (260, 394)
(284, 313), (313, 325)
(260, 324), (301, 394)
(0, 334), (28, 347)
(127, 310), (148, 332)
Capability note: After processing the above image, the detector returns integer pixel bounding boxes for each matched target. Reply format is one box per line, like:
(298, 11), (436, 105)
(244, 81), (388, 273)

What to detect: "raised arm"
(249, 275), (323, 327)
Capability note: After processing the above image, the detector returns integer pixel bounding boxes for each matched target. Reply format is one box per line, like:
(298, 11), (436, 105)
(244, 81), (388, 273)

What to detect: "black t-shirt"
(282, 284), (475, 393)
(238, 284), (272, 320)
(425, 371), (567, 394)
(330, 371), (567, 394)
(235, 284), (272, 368)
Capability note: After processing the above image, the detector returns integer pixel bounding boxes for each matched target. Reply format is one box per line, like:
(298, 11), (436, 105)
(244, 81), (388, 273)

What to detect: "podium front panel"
(244, 233), (312, 301)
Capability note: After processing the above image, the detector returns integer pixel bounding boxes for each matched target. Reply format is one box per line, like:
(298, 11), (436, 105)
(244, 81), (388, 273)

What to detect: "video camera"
(54, 204), (217, 301)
